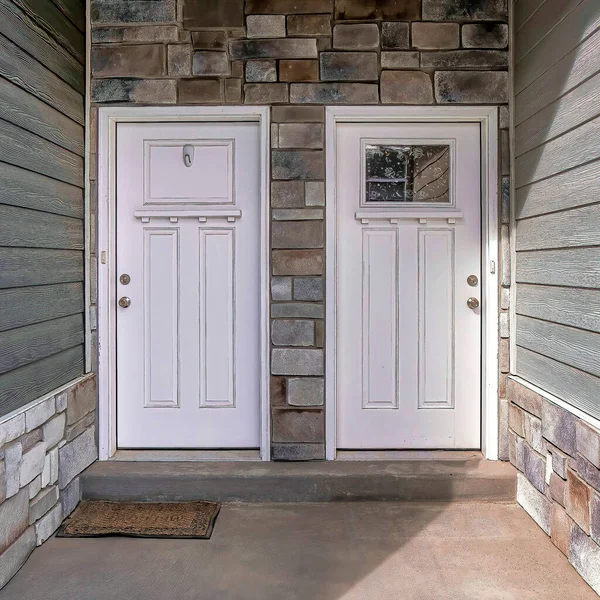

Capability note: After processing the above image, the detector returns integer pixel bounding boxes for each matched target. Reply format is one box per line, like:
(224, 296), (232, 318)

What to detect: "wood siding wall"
(0, 0), (85, 417)
(514, 0), (600, 419)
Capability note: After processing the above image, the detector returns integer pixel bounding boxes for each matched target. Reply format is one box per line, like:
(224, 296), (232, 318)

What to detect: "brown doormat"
(57, 500), (221, 539)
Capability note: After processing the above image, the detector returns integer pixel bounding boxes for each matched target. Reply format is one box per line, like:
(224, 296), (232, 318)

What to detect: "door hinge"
(490, 260), (496, 274)
(101, 251), (107, 265)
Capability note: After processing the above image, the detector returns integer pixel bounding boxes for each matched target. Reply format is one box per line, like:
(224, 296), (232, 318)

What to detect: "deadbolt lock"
(118, 297), (131, 309)
(467, 275), (479, 287)
(467, 297), (480, 310)
(120, 274), (131, 285)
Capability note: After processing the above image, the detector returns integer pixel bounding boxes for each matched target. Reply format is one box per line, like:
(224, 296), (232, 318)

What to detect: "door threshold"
(336, 450), (483, 461)
(110, 449), (261, 462)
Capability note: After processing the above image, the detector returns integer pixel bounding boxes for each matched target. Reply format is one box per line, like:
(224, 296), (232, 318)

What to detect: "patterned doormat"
(57, 500), (221, 539)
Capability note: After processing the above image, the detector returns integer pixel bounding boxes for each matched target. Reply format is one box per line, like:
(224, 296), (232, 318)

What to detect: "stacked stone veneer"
(508, 378), (600, 593)
(0, 375), (97, 587)
(90, 0), (510, 460)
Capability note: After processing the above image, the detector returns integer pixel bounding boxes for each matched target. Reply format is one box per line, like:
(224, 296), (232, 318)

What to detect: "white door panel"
(337, 122), (481, 449)
(116, 122), (260, 448)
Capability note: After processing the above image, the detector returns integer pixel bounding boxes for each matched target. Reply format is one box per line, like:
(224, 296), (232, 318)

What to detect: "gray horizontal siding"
(514, 2), (600, 420)
(0, 0), (85, 418)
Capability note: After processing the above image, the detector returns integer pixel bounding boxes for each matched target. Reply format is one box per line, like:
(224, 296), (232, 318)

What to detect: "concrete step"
(80, 455), (516, 503)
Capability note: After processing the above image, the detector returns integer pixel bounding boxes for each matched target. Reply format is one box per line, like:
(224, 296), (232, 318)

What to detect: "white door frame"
(325, 106), (500, 461)
(97, 106), (271, 461)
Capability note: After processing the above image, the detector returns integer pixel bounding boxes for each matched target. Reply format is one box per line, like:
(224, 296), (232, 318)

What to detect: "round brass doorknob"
(118, 297), (131, 308)
(467, 297), (480, 310)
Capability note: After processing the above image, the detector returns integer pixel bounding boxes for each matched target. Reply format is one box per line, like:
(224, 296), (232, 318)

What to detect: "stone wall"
(90, 0), (510, 459)
(508, 378), (600, 594)
(0, 375), (97, 588)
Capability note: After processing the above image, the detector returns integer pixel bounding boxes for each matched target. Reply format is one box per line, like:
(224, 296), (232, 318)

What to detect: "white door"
(116, 122), (260, 448)
(336, 122), (481, 449)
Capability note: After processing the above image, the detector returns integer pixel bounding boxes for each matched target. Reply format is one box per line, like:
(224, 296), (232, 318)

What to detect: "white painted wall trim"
(97, 106), (271, 461)
(84, 0), (92, 372)
(325, 105), (500, 461)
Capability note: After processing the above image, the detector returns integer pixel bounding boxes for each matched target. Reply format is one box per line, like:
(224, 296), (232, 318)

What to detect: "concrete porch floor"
(0, 501), (596, 600)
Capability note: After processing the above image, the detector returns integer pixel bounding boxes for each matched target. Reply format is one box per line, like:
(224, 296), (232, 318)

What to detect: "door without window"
(336, 122), (482, 449)
(116, 122), (261, 449)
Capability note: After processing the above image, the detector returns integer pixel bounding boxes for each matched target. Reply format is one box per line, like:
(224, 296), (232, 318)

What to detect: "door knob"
(118, 297), (131, 308)
(467, 297), (480, 310)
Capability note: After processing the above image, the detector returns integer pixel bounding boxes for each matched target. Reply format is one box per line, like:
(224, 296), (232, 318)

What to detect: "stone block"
(422, 0), (508, 21)
(592, 492), (600, 545)
(272, 320), (315, 347)
(543, 400), (577, 456)
(272, 349), (324, 376)
(272, 221), (323, 249)
(91, 0), (176, 23)
(92, 25), (179, 44)
(570, 524), (600, 594)
(335, 0), (420, 20)
(59, 427), (97, 490)
(65, 376), (96, 427)
(315, 321), (324, 347)
(462, 23), (508, 49)
(193, 51), (229, 76)
(412, 23), (459, 50)
(20, 429), (42, 453)
(435, 71), (508, 104)
(517, 472), (551, 534)
(272, 106), (324, 122)
(65, 412), (95, 443)
(421, 50), (507, 68)
(272, 409), (324, 442)
(29, 486), (59, 525)
(280, 60), (319, 82)
(271, 376), (287, 407)
(273, 209), (323, 221)
(271, 303), (324, 319)
(272, 150), (324, 180)
(272, 181), (305, 207)
(4, 442), (21, 498)
(246, 60), (277, 82)
(501, 176), (510, 224)
(25, 397), (55, 432)
(0, 488), (28, 553)
(499, 312), (509, 338)
(320, 52), (378, 81)
(35, 503), (62, 546)
(305, 181), (325, 206)
(499, 105), (509, 129)
(0, 414), (25, 447)
(183, 0), (244, 28)
(42, 412), (66, 451)
(551, 502), (572, 556)
(0, 527), (35, 589)
(278, 123), (323, 148)
(225, 79), (242, 103)
(179, 79), (222, 103)
(56, 392), (68, 414)
(247, 15), (286, 38)
(60, 477), (81, 519)
(507, 378), (542, 417)
(382, 52), (419, 69)
(192, 31), (227, 49)
(509, 431), (524, 472)
(509, 403), (525, 437)
(287, 15), (331, 36)
(567, 469), (592, 533)
(246, 0), (333, 12)
(272, 250), (323, 276)
(576, 454), (600, 491)
(92, 45), (164, 77)
(293, 277), (323, 301)
(290, 83), (378, 104)
(287, 377), (324, 406)
(500, 287), (510, 310)
(524, 412), (543, 454)
(381, 71), (433, 104)
(230, 39), (318, 60)
(167, 45), (191, 76)
(381, 22), (409, 49)
(19, 442), (45, 487)
(271, 277), (293, 301)
(333, 24), (379, 50)
(271, 443), (324, 460)
(499, 338), (509, 373)
(523, 442), (546, 493)
(550, 473), (567, 508)
(28, 475), (41, 500)
(245, 83), (289, 104)
(577, 421), (600, 469)
(498, 398), (509, 461)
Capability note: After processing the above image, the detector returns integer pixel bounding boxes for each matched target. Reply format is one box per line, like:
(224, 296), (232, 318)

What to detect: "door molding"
(325, 106), (500, 460)
(97, 106), (271, 461)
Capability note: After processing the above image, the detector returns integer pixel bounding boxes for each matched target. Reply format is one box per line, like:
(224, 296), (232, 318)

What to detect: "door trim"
(325, 106), (500, 460)
(97, 106), (271, 461)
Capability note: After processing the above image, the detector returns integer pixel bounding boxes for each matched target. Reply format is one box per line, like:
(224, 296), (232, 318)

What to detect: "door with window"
(336, 122), (481, 449)
(116, 122), (260, 449)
